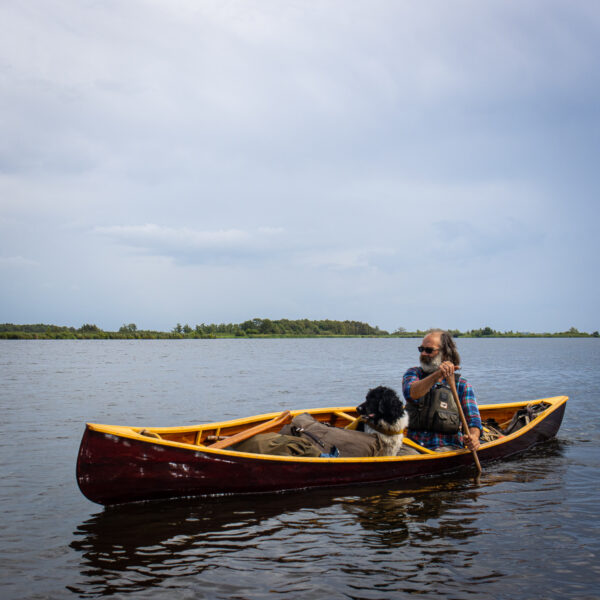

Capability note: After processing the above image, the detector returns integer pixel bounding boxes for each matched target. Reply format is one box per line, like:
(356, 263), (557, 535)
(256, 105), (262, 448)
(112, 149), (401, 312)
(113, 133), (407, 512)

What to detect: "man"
(402, 329), (482, 451)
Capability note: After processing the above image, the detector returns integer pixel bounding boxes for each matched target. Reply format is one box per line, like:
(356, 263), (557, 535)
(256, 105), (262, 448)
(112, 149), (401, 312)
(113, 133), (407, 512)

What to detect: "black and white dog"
(356, 386), (409, 456)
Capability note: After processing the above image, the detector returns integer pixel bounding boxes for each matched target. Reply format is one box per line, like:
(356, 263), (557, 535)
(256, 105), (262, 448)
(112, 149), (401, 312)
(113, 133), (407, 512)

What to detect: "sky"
(1, 0), (599, 333)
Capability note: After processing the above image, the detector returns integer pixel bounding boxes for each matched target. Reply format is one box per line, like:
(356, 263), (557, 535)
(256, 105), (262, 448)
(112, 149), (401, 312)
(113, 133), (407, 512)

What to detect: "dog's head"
(356, 386), (407, 434)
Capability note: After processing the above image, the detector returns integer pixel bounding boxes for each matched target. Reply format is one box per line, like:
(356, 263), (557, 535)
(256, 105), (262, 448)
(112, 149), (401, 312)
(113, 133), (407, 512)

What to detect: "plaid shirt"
(402, 366), (482, 450)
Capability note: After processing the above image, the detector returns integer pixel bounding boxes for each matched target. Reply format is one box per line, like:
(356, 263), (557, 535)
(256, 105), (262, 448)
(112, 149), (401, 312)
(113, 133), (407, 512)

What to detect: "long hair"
(429, 329), (461, 366)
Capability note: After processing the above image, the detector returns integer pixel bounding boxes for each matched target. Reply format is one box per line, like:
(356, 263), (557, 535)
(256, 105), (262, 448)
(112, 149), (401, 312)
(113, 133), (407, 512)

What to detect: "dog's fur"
(355, 386), (409, 456)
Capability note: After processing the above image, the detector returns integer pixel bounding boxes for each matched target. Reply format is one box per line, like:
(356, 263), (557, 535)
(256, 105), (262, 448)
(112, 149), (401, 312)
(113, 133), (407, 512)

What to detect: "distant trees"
(1, 321), (599, 339)
(228, 318), (388, 337)
(468, 326), (495, 337)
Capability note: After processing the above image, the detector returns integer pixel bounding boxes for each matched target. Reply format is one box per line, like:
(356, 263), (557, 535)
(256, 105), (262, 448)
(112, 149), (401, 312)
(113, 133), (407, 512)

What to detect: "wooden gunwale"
(83, 396), (566, 461)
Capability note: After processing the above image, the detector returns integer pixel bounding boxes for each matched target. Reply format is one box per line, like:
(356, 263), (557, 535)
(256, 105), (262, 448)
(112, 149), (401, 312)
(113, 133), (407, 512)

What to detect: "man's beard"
(420, 352), (443, 373)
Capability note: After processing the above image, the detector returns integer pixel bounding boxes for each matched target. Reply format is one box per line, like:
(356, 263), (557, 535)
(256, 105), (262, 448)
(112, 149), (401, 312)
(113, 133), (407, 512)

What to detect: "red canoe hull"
(77, 399), (567, 505)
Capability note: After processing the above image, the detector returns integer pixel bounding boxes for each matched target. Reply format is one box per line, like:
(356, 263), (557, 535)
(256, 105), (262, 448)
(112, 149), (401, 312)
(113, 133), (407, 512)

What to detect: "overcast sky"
(1, 0), (599, 333)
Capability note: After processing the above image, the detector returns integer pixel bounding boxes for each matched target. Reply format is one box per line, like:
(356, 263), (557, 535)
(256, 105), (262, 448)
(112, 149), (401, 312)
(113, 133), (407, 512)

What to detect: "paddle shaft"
(448, 375), (482, 475)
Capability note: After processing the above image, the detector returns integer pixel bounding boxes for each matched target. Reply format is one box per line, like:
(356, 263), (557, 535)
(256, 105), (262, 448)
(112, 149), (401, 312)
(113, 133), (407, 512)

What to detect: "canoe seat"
(402, 438), (436, 454)
(140, 429), (162, 440)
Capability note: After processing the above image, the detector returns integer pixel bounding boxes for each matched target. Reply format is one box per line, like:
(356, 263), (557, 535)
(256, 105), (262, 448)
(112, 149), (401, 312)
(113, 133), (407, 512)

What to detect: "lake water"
(1, 338), (599, 599)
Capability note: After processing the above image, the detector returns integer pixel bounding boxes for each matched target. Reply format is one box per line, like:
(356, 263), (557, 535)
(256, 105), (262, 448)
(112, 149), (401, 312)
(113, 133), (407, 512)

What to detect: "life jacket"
(406, 374), (461, 435)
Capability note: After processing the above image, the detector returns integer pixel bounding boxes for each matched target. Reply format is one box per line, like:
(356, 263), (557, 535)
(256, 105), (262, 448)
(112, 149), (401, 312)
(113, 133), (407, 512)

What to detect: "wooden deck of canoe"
(76, 395), (567, 505)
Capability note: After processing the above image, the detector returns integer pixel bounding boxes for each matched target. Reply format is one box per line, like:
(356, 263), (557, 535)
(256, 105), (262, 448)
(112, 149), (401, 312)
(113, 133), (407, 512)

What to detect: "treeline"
(0, 319), (388, 339)
(180, 318), (386, 337)
(461, 326), (599, 338)
(1, 321), (598, 340)
(0, 323), (176, 340)
(394, 326), (600, 338)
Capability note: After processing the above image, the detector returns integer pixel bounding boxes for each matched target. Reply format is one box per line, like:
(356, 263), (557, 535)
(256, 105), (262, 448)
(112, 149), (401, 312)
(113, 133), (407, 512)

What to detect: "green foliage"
(469, 326), (495, 337)
(228, 318), (388, 337)
(0, 323), (77, 339)
(1, 321), (598, 340)
(0, 323), (75, 334)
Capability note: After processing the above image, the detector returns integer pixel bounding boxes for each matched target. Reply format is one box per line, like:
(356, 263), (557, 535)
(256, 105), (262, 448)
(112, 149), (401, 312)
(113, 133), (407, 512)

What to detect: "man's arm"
(408, 361), (456, 400)
(465, 427), (481, 451)
(460, 380), (482, 451)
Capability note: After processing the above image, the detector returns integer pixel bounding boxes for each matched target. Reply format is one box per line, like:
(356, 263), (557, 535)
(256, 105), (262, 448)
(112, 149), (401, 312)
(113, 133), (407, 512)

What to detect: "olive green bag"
(232, 432), (321, 457)
(281, 412), (384, 457)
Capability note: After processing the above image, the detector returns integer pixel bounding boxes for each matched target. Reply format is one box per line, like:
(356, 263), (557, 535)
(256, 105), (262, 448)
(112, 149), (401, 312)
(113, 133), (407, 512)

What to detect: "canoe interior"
(86, 396), (567, 452)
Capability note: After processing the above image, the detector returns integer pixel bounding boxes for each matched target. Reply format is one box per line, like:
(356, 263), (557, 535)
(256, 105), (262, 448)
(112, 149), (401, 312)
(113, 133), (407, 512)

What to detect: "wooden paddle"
(208, 410), (292, 450)
(448, 375), (482, 476)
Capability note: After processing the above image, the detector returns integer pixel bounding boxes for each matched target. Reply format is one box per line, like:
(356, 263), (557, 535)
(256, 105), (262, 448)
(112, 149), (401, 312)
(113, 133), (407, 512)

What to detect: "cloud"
(431, 217), (545, 262)
(0, 255), (39, 268)
(3, 1), (595, 183)
(296, 248), (396, 271)
(94, 223), (398, 272)
(94, 224), (286, 264)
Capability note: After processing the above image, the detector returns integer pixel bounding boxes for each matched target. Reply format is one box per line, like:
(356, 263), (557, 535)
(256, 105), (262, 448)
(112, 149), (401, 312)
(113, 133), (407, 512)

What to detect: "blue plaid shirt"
(402, 366), (482, 449)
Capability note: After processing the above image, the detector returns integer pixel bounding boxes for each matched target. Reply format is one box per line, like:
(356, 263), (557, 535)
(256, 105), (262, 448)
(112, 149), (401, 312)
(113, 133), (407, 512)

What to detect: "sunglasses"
(418, 346), (439, 354)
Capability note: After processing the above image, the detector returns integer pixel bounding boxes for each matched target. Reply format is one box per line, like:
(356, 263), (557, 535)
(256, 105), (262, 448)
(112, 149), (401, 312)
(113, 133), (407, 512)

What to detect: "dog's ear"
(378, 389), (404, 420)
(364, 387), (378, 402)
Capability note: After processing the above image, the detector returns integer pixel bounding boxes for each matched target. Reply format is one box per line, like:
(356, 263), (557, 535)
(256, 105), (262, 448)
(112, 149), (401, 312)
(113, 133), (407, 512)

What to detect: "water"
(1, 338), (598, 599)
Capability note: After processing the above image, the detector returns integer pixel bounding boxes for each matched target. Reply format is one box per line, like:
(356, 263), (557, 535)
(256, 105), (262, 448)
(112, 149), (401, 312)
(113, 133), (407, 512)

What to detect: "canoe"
(77, 395), (567, 505)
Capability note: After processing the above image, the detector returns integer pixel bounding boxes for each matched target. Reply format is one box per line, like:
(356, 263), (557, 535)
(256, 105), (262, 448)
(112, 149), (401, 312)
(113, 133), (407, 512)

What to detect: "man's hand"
(409, 361), (459, 400)
(438, 361), (456, 381)
(465, 427), (481, 452)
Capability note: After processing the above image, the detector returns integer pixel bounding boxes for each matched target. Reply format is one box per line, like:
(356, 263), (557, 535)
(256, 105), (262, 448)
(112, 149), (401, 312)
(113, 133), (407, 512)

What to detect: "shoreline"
(2, 333), (598, 340)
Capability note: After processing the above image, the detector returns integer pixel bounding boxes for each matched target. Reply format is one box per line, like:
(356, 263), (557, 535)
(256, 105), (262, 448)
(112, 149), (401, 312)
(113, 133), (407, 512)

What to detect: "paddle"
(448, 375), (482, 476)
(208, 410), (292, 450)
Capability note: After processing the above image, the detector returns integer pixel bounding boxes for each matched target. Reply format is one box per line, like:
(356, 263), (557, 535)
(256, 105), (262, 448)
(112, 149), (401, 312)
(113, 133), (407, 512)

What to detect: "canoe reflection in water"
(68, 441), (565, 598)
